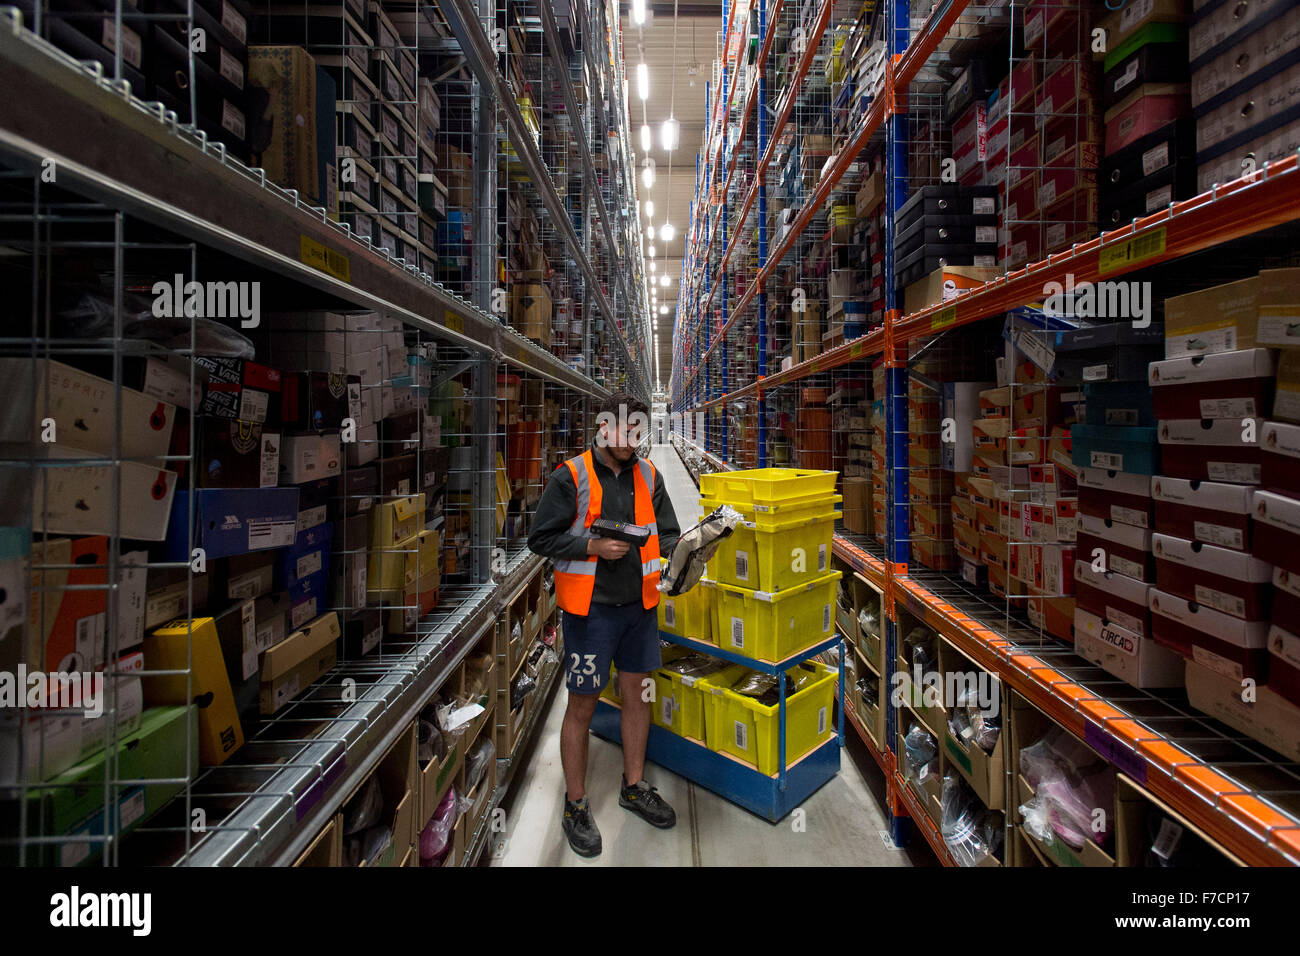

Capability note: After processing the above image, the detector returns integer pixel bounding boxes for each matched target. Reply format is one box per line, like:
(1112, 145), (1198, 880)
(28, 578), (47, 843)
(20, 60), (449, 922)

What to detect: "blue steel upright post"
(883, 0), (910, 849)
(756, 0), (768, 469)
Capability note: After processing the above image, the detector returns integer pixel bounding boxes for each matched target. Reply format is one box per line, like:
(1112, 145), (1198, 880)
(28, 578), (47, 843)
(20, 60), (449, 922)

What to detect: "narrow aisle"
(491, 445), (916, 866)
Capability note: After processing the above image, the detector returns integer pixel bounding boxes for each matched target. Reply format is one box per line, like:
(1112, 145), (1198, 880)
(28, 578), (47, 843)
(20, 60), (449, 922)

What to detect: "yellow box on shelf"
(658, 585), (714, 644)
(370, 493), (426, 550)
(707, 508), (841, 592)
(368, 528), (440, 599)
(650, 667), (711, 741)
(704, 570), (841, 662)
(700, 661), (838, 776)
(699, 467), (838, 508)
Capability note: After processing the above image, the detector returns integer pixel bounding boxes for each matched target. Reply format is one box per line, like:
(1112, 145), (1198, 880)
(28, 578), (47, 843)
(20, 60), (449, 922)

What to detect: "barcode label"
(221, 0), (247, 43)
(822, 604), (831, 632)
(249, 519), (295, 550)
(239, 388), (268, 423)
(661, 696), (673, 725)
(818, 544), (827, 572)
(818, 707), (827, 735)
(1106, 408), (1139, 426)
(1142, 142), (1170, 176)
(730, 617), (745, 649)
(1207, 462), (1259, 483)
(219, 47), (244, 89)
(1152, 818), (1184, 860)
(74, 613), (104, 670)
(734, 550), (749, 581)
(1196, 584), (1245, 618)
(362, 626), (382, 655)
(733, 720), (749, 751)
(663, 600), (676, 628)
(1091, 451), (1124, 470)
(221, 99), (245, 140)
(973, 197), (995, 215)
(291, 597), (317, 629)
(296, 551), (323, 581)
(296, 504), (327, 532)
(240, 601), (257, 680)
(1193, 521), (1242, 549)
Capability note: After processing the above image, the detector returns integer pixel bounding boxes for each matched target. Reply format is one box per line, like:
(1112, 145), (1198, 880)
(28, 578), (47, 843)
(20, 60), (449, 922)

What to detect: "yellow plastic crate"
(699, 468), (838, 508)
(699, 493), (843, 531)
(700, 661), (838, 775)
(707, 509), (840, 592)
(650, 667), (710, 741)
(658, 585), (714, 644)
(705, 570), (841, 661)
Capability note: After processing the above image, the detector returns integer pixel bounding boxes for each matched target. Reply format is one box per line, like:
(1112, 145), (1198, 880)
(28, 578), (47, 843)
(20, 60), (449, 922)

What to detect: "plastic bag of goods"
(420, 785), (459, 866)
(941, 773), (1002, 867)
(658, 505), (744, 596)
(1017, 726), (1116, 849)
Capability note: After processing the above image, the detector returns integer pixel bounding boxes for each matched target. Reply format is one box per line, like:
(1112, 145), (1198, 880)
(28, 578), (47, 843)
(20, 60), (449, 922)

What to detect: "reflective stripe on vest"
(552, 449), (661, 615)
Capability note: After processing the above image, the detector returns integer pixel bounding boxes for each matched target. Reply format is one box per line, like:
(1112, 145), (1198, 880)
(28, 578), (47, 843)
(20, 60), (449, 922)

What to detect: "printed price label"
(1099, 227), (1166, 274)
(1207, 461), (1260, 483)
(1193, 521), (1242, 550)
(1195, 584), (1245, 618)
(1142, 142), (1170, 176)
(1199, 397), (1255, 419)
(300, 235), (352, 282)
(1091, 451), (1124, 470)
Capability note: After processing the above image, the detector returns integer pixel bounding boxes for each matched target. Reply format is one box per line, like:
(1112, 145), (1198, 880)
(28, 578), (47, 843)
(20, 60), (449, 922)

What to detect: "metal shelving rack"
(0, 0), (651, 867)
(667, 0), (1300, 866)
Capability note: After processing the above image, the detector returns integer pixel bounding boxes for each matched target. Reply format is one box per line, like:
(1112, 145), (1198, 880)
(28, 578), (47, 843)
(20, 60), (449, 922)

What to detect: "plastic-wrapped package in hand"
(464, 738), (496, 792)
(342, 776), (383, 835)
(419, 785), (459, 866)
(902, 723), (938, 783)
(941, 773), (1001, 867)
(947, 686), (1001, 754)
(1018, 726), (1116, 848)
(659, 505), (744, 595)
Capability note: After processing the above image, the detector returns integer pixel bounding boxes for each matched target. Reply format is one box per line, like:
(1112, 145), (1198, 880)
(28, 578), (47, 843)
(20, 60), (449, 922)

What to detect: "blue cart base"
(590, 698), (842, 823)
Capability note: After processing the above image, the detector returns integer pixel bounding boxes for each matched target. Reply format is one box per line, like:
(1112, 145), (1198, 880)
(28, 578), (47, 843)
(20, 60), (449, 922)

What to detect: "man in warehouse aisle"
(528, 392), (681, 858)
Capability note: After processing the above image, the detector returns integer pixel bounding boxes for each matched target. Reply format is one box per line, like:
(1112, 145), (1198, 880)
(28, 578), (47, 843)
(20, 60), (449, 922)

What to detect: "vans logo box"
(151, 274), (260, 328)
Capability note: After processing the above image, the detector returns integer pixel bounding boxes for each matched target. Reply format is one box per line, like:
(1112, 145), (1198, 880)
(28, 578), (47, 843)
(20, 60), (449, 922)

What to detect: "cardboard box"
(280, 433), (342, 484)
(144, 616), (245, 765)
(368, 527), (438, 597)
(1157, 418), (1260, 485)
(194, 357), (283, 423)
(184, 418), (281, 488)
(164, 487), (300, 560)
(511, 283), (552, 344)
(280, 371), (359, 430)
(1152, 532), (1272, 621)
(1185, 660), (1300, 761)
(1247, 490), (1300, 577)
(0, 359), (176, 458)
(1163, 277), (1259, 358)
(1151, 475), (1253, 550)
(1074, 561), (1151, 636)
(1148, 588), (1269, 679)
(1255, 268), (1300, 348)
(248, 46), (320, 201)
(11, 446), (178, 541)
(1077, 513), (1152, 583)
(1077, 466), (1151, 528)
(1074, 606), (1185, 688)
(260, 611), (340, 714)
(903, 266), (1000, 315)
(1149, 348), (1276, 420)
(1261, 419), (1300, 496)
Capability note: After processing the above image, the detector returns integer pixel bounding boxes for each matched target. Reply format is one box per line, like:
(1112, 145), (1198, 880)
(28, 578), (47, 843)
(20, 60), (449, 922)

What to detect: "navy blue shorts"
(562, 602), (661, 696)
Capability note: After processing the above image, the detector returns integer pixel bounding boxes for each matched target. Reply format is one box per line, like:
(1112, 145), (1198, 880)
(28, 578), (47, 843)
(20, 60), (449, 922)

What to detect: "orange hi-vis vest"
(553, 449), (661, 615)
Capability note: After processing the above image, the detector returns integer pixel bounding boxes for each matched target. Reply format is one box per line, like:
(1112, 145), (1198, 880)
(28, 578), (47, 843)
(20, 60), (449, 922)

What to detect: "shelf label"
(300, 235), (351, 282)
(445, 312), (465, 334)
(850, 340), (866, 359)
(1083, 722), (1149, 785)
(930, 305), (958, 331)
(1098, 227), (1166, 275)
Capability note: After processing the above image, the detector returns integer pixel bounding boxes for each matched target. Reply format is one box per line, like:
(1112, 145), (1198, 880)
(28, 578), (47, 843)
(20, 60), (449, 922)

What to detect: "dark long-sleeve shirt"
(528, 443), (681, 607)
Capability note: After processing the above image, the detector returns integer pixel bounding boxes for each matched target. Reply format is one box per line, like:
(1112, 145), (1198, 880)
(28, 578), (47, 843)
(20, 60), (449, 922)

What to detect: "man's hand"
(587, 537), (630, 560)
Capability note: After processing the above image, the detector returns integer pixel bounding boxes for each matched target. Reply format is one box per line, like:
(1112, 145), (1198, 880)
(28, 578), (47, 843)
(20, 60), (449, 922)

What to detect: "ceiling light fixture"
(636, 63), (649, 100)
(661, 117), (679, 151)
(640, 124), (651, 152)
(660, 274), (670, 287)
(645, 200), (654, 217)
(650, 260), (657, 272)
(646, 224), (656, 240)
(648, 244), (656, 256)
(660, 305), (668, 315)
(641, 162), (655, 189)
(660, 222), (675, 241)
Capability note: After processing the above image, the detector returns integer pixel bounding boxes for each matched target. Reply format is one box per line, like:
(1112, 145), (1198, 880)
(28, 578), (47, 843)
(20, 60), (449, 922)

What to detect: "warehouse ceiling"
(622, 0), (720, 391)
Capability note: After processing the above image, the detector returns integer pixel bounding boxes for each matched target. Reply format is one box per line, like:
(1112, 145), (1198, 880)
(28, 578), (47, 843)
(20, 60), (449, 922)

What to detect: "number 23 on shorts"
(569, 653), (598, 675)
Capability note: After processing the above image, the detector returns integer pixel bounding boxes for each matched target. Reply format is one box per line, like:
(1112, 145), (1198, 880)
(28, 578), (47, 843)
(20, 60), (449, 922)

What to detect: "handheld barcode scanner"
(591, 518), (652, 547)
